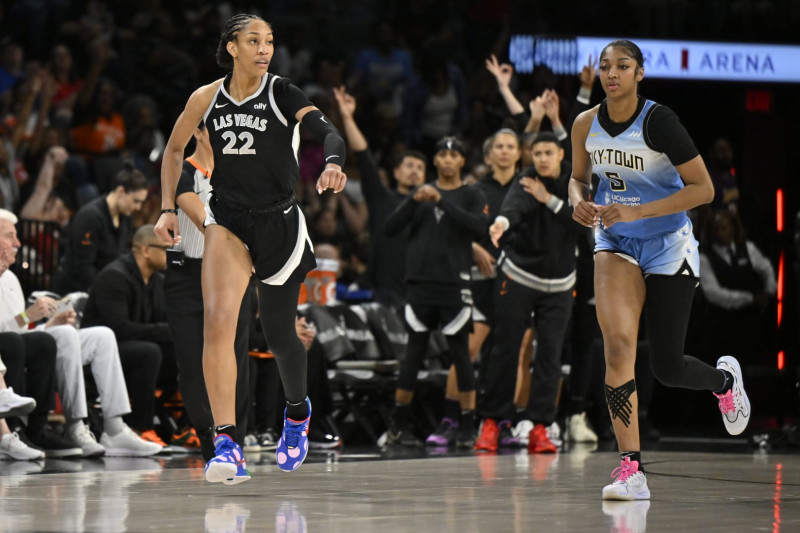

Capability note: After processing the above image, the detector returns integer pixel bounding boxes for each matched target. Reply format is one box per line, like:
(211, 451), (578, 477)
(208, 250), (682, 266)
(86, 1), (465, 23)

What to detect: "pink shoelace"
(715, 389), (735, 414)
(611, 457), (639, 482)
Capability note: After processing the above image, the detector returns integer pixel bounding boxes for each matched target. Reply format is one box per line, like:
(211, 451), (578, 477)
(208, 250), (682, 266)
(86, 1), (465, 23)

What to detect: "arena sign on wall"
(509, 35), (800, 83)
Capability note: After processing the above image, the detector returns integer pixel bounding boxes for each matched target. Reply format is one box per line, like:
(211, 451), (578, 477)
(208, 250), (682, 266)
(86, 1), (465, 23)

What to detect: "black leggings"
(643, 274), (724, 391)
(258, 282), (307, 403)
(397, 329), (475, 393)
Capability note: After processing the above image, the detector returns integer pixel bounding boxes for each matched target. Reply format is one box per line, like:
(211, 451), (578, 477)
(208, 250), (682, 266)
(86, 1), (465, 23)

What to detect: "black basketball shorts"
(206, 191), (316, 285)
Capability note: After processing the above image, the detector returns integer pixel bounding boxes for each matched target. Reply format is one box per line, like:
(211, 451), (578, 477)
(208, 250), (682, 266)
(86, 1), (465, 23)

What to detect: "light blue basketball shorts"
(594, 220), (699, 276)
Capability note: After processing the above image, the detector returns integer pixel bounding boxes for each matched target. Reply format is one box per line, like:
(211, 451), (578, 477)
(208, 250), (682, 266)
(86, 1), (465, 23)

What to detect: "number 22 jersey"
(203, 72), (312, 208)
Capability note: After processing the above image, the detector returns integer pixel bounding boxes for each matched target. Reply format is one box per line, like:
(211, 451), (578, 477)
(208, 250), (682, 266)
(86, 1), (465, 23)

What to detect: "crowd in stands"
(0, 1), (781, 464)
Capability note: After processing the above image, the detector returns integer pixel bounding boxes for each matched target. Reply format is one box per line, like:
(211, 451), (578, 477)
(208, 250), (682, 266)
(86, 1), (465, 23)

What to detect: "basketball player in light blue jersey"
(568, 40), (750, 501)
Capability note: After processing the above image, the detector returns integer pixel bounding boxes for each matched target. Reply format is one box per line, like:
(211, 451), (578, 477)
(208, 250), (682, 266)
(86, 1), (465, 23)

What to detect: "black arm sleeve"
(385, 194), (418, 237)
(301, 109), (347, 168)
(644, 105), (699, 167)
(437, 190), (489, 238)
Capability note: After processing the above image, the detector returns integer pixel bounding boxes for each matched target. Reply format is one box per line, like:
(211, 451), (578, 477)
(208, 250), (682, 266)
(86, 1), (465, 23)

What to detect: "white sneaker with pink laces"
(602, 457), (650, 500)
(714, 355), (750, 436)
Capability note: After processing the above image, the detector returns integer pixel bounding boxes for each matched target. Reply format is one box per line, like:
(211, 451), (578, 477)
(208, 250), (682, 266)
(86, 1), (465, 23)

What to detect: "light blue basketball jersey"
(586, 99), (689, 238)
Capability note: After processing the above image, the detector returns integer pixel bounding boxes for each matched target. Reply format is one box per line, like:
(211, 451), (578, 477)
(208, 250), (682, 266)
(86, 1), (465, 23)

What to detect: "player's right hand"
(572, 199), (600, 228)
(155, 212), (181, 245)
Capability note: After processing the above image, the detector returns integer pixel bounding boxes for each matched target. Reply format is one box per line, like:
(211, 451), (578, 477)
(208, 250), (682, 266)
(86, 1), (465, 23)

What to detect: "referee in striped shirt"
(164, 121), (251, 461)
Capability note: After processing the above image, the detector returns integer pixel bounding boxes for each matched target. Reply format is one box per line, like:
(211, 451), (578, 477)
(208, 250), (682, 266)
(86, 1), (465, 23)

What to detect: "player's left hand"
(596, 203), (641, 228)
(316, 164), (347, 194)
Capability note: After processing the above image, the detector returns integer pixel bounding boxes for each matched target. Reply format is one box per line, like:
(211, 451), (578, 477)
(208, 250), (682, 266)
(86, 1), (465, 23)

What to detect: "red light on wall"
(777, 189), (784, 232)
(778, 351), (784, 371)
(778, 301), (783, 326)
(746, 89), (772, 112)
(778, 252), (784, 302)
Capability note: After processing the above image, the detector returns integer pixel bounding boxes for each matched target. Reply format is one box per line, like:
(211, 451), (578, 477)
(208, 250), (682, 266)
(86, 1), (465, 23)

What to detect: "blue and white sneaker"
(205, 434), (251, 485)
(276, 398), (311, 472)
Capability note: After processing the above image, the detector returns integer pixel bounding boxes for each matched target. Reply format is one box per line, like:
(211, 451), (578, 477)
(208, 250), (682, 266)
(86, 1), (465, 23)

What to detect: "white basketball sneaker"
(714, 355), (751, 436)
(602, 457), (650, 500)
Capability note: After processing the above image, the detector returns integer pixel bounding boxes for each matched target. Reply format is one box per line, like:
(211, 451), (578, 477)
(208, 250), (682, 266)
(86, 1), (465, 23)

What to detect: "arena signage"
(509, 36), (800, 83)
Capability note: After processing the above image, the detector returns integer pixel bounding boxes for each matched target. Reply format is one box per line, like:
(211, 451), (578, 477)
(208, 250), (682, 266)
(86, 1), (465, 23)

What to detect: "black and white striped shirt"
(176, 158), (212, 259)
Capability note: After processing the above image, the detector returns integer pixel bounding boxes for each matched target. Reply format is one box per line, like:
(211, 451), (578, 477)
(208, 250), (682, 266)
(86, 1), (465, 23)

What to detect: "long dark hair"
(216, 14), (268, 70)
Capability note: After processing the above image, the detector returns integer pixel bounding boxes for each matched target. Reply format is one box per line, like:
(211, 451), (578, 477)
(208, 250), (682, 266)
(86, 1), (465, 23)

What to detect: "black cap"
(434, 136), (466, 158)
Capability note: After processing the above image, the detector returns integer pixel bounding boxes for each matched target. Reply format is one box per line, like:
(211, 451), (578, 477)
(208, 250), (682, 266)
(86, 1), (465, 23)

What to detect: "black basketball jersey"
(203, 73), (312, 207)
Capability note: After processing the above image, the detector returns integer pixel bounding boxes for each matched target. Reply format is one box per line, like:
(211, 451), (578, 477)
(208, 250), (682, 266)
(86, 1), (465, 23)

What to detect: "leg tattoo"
(605, 379), (637, 427)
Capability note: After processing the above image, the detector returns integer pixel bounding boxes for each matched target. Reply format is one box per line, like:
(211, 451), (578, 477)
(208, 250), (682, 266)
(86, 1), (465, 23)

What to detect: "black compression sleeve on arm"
(302, 109), (346, 168)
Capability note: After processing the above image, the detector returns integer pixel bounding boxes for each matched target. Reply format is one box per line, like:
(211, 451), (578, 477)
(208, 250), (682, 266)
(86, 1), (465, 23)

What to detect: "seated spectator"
(0, 208), (161, 458)
(0, 328), (61, 457)
(0, 355), (36, 419)
(699, 210), (776, 363)
(0, 353), (43, 460)
(53, 162), (148, 294)
(82, 224), (176, 447)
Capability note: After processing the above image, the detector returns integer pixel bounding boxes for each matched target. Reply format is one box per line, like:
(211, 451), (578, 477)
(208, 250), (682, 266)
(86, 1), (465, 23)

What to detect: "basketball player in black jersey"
(155, 14), (346, 485)
(384, 137), (489, 448)
(163, 121), (252, 462)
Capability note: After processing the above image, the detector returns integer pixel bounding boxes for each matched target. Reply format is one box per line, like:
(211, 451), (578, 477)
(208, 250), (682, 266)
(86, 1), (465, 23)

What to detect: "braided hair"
(216, 14), (269, 70)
